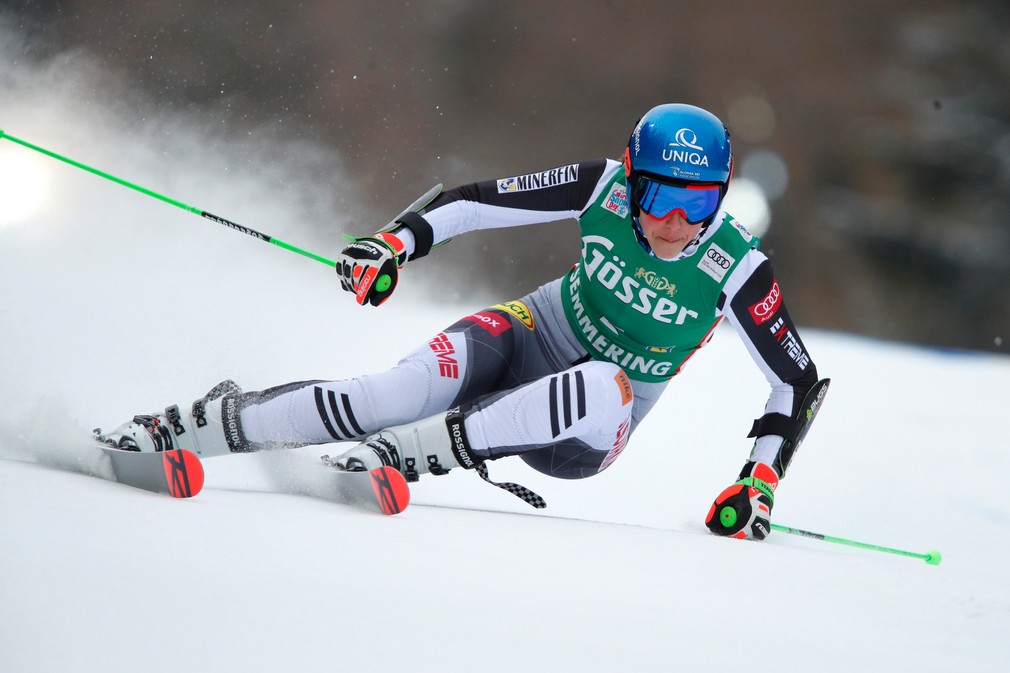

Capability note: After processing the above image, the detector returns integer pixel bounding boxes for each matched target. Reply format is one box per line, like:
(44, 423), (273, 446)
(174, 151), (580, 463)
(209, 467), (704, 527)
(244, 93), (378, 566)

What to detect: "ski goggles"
(634, 176), (722, 224)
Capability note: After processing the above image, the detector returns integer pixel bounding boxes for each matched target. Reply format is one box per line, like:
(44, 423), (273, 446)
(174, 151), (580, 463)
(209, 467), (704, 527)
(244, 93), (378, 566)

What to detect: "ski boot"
(95, 380), (247, 458)
(326, 409), (483, 482)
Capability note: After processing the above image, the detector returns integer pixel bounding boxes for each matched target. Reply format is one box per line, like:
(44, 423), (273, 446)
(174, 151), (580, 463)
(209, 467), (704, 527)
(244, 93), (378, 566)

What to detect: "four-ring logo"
(748, 280), (782, 325)
(697, 242), (735, 282)
(706, 248), (731, 269)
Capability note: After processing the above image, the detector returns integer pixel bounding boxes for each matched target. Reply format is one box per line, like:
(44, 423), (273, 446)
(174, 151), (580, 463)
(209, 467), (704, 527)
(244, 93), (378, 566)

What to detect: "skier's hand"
(336, 232), (407, 307)
(705, 463), (778, 540)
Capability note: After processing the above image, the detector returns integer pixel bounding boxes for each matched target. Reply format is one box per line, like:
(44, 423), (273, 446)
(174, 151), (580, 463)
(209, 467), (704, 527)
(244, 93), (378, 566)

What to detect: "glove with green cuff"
(705, 461), (778, 540)
(335, 232), (407, 307)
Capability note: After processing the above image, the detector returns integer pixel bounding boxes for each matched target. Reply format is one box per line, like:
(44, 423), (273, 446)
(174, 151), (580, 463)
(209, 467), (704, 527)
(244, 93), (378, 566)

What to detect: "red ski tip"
(369, 466), (410, 515)
(162, 449), (205, 498)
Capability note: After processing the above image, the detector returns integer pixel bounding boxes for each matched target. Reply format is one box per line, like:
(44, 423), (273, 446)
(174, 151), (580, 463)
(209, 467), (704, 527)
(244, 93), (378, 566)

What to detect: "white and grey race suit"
(235, 159), (821, 479)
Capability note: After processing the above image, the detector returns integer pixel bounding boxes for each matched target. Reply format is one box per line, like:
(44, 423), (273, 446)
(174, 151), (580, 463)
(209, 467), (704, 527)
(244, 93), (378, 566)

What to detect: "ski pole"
(0, 129), (340, 266)
(771, 523), (942, 566)
(1, 128), (442, 268)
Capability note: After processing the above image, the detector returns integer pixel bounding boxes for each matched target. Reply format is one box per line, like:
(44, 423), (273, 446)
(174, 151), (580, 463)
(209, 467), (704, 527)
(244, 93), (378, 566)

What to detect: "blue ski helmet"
(625, 104), (733, 226)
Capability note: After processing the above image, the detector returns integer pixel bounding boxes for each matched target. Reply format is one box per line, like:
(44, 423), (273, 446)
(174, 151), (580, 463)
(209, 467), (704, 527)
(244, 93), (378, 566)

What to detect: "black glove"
(335, 232), (407, 307)
(705, 462), (779, 540)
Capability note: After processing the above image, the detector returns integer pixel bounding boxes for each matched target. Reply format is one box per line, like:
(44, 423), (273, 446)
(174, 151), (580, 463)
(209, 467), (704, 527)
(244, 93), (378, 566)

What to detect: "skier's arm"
(391, 158), (618, 258)
(705, 249), (827, 540)
(720, 250), (822, 477)
(336, 159), (618, 305)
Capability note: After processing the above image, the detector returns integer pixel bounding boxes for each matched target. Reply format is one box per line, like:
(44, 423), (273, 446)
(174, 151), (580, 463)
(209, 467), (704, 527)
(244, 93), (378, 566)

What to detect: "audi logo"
(706, 249), (731, 269)
(753, 283), (781, 317)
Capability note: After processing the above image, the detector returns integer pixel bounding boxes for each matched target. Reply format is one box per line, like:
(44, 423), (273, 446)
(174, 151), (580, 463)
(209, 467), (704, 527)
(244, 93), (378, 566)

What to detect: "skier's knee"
(517, 362), (634, 479)
(578, 360), (635, 418)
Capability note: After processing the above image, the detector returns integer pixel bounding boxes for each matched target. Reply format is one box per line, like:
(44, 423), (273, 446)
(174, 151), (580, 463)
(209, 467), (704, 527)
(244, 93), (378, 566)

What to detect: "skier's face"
(638, 209), (703, 259)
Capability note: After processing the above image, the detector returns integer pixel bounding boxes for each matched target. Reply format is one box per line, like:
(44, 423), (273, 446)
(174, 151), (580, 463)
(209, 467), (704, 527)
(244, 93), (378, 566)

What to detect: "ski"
(96, 443), (205, 498)
(316, 454), (410, 514)
(86, 431), (405, 511)
(316, 461), (411, 515)
(245, 451), (411, 515)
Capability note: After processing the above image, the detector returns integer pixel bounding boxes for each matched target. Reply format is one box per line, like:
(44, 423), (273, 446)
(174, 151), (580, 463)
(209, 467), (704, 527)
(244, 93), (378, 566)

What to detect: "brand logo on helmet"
(672, 128), (704, 151)
(662, 127), (709, 168)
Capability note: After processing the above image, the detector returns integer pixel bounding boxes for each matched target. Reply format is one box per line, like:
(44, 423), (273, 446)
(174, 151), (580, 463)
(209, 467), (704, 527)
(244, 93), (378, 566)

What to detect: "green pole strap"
(0, 129), (336, 267)
(771, 523), (942, 566)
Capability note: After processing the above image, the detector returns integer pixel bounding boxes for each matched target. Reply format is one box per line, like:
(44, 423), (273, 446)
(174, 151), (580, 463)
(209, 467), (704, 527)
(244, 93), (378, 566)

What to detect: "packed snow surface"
(2, 268), (1008, 673)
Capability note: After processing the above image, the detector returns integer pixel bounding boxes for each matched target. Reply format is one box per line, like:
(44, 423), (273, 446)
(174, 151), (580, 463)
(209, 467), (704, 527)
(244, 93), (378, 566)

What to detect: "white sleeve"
(418, 159), (622, 245)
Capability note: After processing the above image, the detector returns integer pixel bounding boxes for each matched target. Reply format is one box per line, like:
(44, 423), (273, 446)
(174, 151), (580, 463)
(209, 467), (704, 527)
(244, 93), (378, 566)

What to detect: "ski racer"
(101, 103), (828, 539)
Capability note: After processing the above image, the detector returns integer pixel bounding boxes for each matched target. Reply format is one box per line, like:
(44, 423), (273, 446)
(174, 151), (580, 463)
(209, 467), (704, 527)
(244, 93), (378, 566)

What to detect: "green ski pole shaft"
(771, 523), (942, 566)
(0, 129), (336, 267)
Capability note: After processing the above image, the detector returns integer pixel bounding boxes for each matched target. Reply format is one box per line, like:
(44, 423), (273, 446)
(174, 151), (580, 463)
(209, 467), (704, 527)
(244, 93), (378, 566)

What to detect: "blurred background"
(2, 0), (1008, 353)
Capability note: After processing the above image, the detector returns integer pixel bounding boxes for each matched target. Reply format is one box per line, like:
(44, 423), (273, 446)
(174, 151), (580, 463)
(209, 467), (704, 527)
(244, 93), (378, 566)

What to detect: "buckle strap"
(192, 379), (242, 428)
(444, 406), (545, 508)
(189, 379), (249, 453)
(426, 455), (450, 476)
(403, 457), (419, 482)
(394, 211), (434, 260)
(445, 407), (482, 470)
(165, 405), (185, 436)
(747, 412), (802, 443)
(131, 414), (174, 452)
(367, 437), (402, 471)
(475, 463), (546, 509)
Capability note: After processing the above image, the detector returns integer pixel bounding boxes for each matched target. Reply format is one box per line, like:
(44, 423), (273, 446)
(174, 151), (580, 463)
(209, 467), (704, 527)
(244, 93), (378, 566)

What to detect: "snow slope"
(2, 30), (1010, 673)
(2, 322), (1009, 673)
